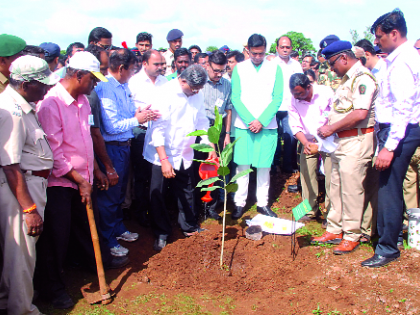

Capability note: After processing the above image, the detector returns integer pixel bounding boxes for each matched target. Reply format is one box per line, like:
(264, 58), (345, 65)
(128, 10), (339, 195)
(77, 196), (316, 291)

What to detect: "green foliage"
(206, 46), (218, 52)
(60, 49), (67, 56)
(197, 177), (220, 187)
(201, 186), (222, 191)
(208, 126), (220, 144)
(225, 183), (238, 193)
(269, 31), (316, 55)
(230, 168), (253, 184)
(187, 130), (208, 137)
(350, 26), (375, 45)
(190, 143), (214, 152)
(217, 166), (230, 176)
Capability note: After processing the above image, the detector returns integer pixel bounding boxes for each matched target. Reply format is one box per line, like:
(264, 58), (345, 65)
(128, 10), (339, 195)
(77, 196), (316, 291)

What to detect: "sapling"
(187, 106), (252, 267)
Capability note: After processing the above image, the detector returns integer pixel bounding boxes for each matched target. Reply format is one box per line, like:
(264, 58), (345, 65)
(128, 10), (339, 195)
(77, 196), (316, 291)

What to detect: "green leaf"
(190, 143), (214, 152)
(192, 159), (217, 165)
(221, 138), (239, 166)
(217, 166), (230, 176)
(229, 168), (253, 184)
(197, 177), (220, 187)
(187, 130), (208, 137)
(207, 126), (220, 144)
(214, 106), (223, 133)
(201, 186), (222, 192)
(225, 183), (238, 193)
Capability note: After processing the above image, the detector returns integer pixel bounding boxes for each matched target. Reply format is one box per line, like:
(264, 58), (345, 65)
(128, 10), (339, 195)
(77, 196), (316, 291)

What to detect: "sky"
(2, 0), (419, 53)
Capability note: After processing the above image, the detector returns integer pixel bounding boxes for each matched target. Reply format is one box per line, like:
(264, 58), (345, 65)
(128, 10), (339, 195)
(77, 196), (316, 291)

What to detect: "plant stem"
(216, 142), (227, 268)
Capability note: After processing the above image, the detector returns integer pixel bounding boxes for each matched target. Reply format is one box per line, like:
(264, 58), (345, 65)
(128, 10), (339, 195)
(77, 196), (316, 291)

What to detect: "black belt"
(138, 125), (147, 131)
(379, 123), (419, 130)
(106, 140), (131, 146)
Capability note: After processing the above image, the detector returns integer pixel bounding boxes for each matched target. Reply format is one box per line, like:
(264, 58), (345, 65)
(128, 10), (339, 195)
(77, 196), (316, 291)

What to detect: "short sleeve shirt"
(86, 89), (101, 128)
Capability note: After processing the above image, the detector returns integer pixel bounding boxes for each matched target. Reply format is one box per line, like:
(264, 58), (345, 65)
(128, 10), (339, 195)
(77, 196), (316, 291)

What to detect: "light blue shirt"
(95, 75), (138, 142)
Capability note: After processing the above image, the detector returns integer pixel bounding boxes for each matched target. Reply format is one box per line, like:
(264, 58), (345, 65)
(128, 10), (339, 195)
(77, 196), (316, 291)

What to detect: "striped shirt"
(202, 77), (233, 121)
(95, 75), (138, 142)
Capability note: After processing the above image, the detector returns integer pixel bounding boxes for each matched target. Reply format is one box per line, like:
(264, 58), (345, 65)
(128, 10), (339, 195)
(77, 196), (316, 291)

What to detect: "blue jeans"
(376, 124), (420, 258)
(274, 111), (297, 171)
(97, 144), (130, 248)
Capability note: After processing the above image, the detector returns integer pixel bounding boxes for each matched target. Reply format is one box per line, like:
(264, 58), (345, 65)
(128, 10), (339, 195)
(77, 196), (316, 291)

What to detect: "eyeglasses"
(97, 43), (112, 51)
(209, 64), (226, 74)
(328, 54), (343, 68)
(279, 46), (291, 49)
(249, 51), (266, 57)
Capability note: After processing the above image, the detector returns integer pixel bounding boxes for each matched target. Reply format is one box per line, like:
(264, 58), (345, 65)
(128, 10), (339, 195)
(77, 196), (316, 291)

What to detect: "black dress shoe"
(208, 208), (222, 220)
(105, 256), (130, 270)
(52, 292), (74, 309)
(361, 254), (399, 268)
(257, 206), (277, 217)
(231, 206), (244, 220)
(287, 184), (301, 193)
(153, 236), (167, 251)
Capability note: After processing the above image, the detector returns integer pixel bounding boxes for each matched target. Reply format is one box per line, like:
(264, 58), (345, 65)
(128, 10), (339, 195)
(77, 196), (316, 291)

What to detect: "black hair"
(209, 50), (227, 66)
(85, 44), (108, 62)
(88, 27), (112, 44)
(171, 60), (175, 70)
(226, 50), (245, 63)
(66, 42), (85, 57)
(276, 35), (292, 47)
(136, 32), (153, 45)
(290, 73), (311, 90)
(310, 60), (320, 69)
(290, 51), (299, 58)
(248, 34), (267, 48)
(57, 55), (66, 67)
(370, 9), (407, 37)
(355, 39), (376, 55)
(189, 45), (202, 53)
(317, 49), (323, 58)
(142, 49), (160, 64)
(194, 52), (208, 63)
(342, 50), (357, 60)
(109, 48), (137, 72)
(174, 48), (191, 61)
(303, 54), (315, 62)
(304, 69), (316, 81)
(22, 45), (45, 58)
(45, 54), (58, 64)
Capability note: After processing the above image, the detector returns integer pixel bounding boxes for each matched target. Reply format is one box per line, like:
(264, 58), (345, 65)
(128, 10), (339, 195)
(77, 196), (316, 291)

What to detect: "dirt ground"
(37, 172), (420, 315)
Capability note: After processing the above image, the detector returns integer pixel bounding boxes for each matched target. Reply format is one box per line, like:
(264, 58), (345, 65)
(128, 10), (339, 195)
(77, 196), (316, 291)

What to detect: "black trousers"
(35, 186), (112, 299)
(149, 161), (198, 237)
(376, 124), (420, 258)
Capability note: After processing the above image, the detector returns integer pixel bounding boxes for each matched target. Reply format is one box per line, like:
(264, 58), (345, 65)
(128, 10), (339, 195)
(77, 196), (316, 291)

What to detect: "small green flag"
(292, 199), (312, 221)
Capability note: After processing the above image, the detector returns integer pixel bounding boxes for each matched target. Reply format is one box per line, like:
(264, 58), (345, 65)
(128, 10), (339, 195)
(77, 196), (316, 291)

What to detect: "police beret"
(322, 40), (352, 60)
(166, 29), (184, 41)
(0, 34), (26, 57)
(319, 35), (340, 49)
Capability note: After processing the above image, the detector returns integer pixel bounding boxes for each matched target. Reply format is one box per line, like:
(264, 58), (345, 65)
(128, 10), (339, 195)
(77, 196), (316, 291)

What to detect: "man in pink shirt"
(288, 73), (334, 224)
(35, 52), (126, 309)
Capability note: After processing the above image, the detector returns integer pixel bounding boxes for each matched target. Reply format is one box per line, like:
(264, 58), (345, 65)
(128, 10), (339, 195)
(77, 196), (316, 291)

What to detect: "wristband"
(107, 168), (116, 176)
(226, 131), (231, 135)
(23, 203), (37, 214)
(160, 157), (169, 162)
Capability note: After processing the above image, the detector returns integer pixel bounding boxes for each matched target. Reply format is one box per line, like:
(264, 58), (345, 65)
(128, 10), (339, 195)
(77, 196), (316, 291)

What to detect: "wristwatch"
(226, 131), (231, 135)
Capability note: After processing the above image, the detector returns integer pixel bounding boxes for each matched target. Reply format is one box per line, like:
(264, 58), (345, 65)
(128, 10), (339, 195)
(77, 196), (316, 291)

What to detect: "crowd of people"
(0, 7), (419, 315)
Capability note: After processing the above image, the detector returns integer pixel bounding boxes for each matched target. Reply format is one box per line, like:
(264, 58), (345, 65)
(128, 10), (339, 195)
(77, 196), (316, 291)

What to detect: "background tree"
(206, 46), (218, 52)
(349, 26), (375, 45)
(269, 31), (316, 56)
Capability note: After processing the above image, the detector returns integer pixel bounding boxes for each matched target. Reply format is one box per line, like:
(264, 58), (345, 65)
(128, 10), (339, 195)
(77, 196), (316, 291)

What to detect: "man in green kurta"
(230, 34), (283, 220)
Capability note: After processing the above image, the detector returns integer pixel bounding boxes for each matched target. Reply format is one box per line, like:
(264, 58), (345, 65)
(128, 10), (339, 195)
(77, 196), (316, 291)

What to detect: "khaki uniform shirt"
(0, 85), (53, 170)
(0, 72), (8, 94)
(329, 61), (378, 129)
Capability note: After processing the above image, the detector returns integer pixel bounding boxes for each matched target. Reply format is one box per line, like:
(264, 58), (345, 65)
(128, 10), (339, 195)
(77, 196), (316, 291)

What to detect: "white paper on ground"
(246, 214), (305, 235)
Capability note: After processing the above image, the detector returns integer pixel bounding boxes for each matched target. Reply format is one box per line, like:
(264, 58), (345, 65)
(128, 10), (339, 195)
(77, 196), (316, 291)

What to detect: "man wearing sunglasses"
(88, 27), (113, 51)
(313, 41), (378, 256)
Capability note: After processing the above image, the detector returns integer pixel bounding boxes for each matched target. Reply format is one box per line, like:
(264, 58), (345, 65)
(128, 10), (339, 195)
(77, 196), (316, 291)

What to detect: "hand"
(208, 151), (217, 160)
(78, 180), (92, 205)
(375, 148), (394, 171)
(135, 105), (161, 124)
(25, 209), (43, 237)
(161, 160), (176, 178)
(317, 125), (334, 139)
(248, 120), (263, 133)
(106, 167), (119, 186)
(223, 134), (231, 148)
(94, 169), (109, 190)
(303, 142), (312, 155)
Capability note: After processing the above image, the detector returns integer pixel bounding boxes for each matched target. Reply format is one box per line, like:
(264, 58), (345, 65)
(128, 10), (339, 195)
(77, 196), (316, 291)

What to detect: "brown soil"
(37, 172), (420, 315)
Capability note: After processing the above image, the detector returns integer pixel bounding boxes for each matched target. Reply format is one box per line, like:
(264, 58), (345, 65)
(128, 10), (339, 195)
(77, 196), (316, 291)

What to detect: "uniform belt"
(337, 127), (374, 139)
(106, 139), (132, 146)
(23, 169), (51, 179)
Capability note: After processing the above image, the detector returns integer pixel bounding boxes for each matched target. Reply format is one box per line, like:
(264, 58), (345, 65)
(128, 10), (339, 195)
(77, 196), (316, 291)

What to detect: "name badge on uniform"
(88, 115), (95, 126)
(215, 98), (224, 108)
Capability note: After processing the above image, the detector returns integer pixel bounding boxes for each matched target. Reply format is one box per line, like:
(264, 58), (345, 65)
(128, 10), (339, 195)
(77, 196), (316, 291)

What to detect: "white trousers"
(234, 165), (270, 207)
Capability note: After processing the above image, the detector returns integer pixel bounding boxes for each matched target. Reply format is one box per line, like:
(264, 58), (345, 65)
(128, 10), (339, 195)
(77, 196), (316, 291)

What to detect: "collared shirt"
(166, 71), (178, 81)
(375, 41), (420, 151)
(162, 50), (174, 76)
(37, 83), (94, 189)
(0, 72), (8, 94)
(289, 84), (333, 141)
(273, 56), (303, 111)
(202, 77), (233, 121)
(328, 61), (378, 129)
(0, 85), (53, 170)
(370, 57), (387, 124)
(95, 75), (138, 142)
(143, 79), (210, 170)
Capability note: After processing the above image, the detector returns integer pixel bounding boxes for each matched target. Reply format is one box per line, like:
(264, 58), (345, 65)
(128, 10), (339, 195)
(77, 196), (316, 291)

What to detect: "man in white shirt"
(272, 36), (303, 173)
(128, 50), (167, 226)
(362, 9), (420, 268)
(162, 29), (183, 76)
(144, 65), (216, 251)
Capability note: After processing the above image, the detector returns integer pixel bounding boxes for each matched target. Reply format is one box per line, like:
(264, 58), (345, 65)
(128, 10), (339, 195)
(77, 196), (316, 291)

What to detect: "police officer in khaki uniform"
(311, 41), (378, 255)
(0, 55), (60, 315)
(0, 34), (26, 94)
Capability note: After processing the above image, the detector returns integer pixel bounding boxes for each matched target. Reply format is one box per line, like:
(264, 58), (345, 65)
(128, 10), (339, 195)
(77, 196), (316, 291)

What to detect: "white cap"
(67, 51), (107, 82)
